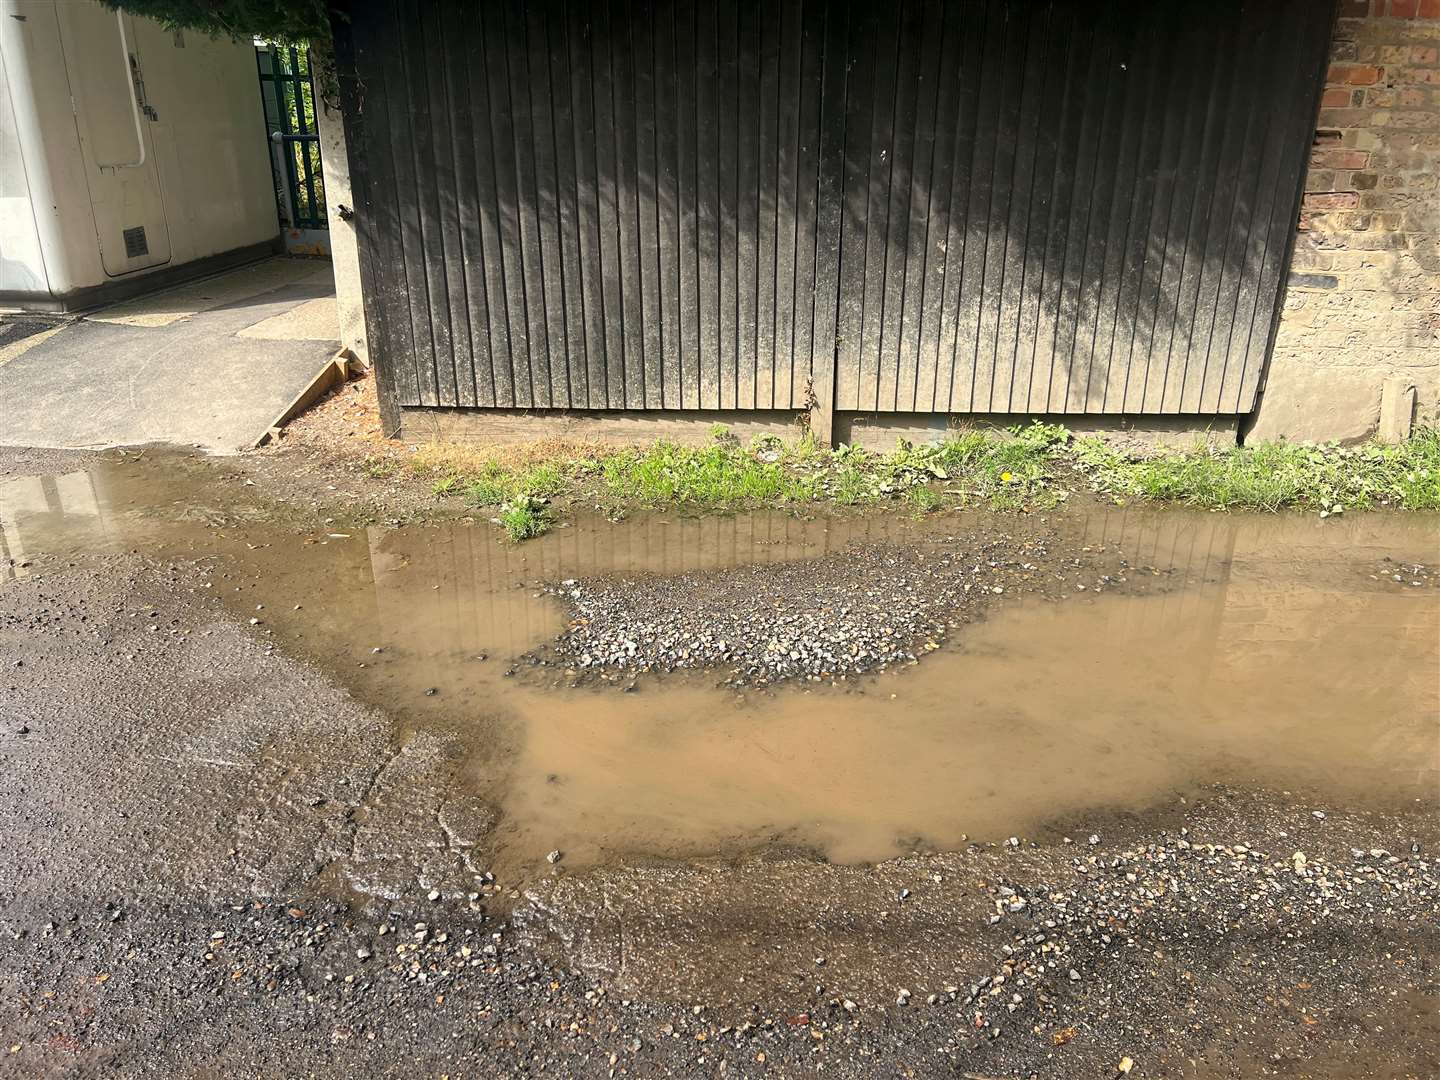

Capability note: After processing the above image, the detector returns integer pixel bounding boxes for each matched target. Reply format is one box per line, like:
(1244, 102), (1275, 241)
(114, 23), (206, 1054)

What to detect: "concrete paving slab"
(86, 257), (333, 328)
(237, 295), (338, 341)
(0, 258), (339, 452)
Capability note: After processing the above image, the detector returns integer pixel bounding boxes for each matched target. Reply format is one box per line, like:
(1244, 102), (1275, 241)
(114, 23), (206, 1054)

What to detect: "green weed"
(497, 496), (552, 542)
(906, 485), (941, 515)
(599, 441), (814, 509)
(387, 423), (1440, 537)
(517, 461), (566, 497)
(1079, 429), (1440, 512)
(362, 454), (398, 479)
(466, 473), (513, 506)
(832, 464), (876, 505)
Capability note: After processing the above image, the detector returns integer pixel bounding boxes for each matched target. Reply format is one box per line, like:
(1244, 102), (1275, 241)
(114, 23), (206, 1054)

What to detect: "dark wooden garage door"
(832, 0), (1333, 415)
(334, 0), (1333, 417)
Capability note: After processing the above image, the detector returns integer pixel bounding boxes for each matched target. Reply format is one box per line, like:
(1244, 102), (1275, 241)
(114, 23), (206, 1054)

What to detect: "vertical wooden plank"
(654, 0), (682, 408)
(857, 4), (902, 413)
(772, 0), (803, 410)
(591, 0), (626, 407)
(914, 0), (961, 413)
(1123, 7), (1196, 413)
(482, 1), (533, 405)
(1064, 6), (1130, 412)
(948, 1), (1005, 411)
(834, 0), (877, 413)
(389, 2), (440, 406)
(1155, 10), (1241, 414)
(1176, 13), (1263, 414)
(549, 0), (589, 408)
(790, 1), (824, 410)
(717, 3), (740, 409)
(349, 0), (410, 410)
(1031, 8), (1085, 413)
(735, 0), (761, 410)
(695, 3), (722, 408)
(933, 1), (985, 412)
(504, 0), (551, 406)
(972, 4), (1030, 412)
(439, 0), (492, 406)
(632, 0), (664, 409)
(858, 0), (915, 417)
(755, 0), (781, 409)
(675, 0), (701, 409)
(463, 1), (514, 407)
(424, 0), (475, 407)
(1011, 2), (1067, 413)
(809, 0), (849, 444)
(1082, 10), (1145, 413)
(609, 0), (645, 409)
(399, 3), (450, 406)
(987, 4), (1048, 413)
(1047, 14), (1109, 413)
(895, 0), (944, 414)
(874, 0), (924, 414)
(525, 1), (571, 407)
(567, 3), (608, 408)
(1095, 9), (1168, 413)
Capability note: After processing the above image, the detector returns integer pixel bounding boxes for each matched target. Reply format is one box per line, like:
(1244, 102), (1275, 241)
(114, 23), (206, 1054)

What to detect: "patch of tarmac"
(3, 792), (1436, 1079)
(1, 487), (1438, 1076)
(0, 445), (107, 481)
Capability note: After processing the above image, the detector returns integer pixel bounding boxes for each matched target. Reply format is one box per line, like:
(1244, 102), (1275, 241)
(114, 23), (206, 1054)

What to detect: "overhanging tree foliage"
(100, 0), (333, 43)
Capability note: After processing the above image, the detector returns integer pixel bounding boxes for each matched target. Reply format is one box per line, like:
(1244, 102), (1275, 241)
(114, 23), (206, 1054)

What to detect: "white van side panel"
(0, 0), (278, 305)
(0, 40), (47, 295)
(0, 0), (105, 298)
(130, 20), (276, 265)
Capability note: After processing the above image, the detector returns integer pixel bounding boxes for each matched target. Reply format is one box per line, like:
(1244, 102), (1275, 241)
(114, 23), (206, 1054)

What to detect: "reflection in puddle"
(3, 463), (1438, 876)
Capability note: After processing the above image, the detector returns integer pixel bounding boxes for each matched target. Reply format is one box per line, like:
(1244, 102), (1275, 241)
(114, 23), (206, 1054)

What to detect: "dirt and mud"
(1, 446), (1437, 1078)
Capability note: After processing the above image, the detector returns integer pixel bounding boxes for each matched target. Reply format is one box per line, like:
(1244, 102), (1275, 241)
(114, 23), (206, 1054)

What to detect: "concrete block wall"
(1252, 0), (1440, 443)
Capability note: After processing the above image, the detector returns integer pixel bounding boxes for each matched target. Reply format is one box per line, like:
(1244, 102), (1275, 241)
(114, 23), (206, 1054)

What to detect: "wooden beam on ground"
(252, 348), (356, 448)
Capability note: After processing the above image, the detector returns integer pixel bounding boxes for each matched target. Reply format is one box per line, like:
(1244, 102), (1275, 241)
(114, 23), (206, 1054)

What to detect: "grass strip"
(378, 424), (1440, 540)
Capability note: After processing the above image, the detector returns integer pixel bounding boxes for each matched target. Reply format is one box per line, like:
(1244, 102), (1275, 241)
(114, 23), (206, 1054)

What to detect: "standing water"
(2, 458), (1436, 878)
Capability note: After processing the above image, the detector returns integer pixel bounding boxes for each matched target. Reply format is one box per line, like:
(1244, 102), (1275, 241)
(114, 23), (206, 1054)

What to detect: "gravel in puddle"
(537, 529), (1142, 685)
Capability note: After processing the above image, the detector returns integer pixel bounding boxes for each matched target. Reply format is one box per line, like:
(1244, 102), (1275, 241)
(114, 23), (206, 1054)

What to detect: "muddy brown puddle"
(3, 455), (1437, 881)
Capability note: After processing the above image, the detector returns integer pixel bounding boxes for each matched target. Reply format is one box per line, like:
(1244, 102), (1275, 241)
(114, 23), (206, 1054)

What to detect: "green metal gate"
(257, 43), (327, 231)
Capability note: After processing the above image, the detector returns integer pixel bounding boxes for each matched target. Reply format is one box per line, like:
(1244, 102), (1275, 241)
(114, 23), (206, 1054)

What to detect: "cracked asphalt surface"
(1, 447), (1437, 1078)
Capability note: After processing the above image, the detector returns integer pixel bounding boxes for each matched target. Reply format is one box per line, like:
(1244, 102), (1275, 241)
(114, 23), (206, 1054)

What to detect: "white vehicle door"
(56, 3), (171, 275)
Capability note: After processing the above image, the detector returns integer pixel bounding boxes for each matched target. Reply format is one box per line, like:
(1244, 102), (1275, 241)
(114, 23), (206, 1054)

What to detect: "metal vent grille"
(122, 226), (148, 259)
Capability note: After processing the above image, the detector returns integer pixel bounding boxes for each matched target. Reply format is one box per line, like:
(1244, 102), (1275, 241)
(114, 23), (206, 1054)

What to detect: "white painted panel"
(56, 4), (172, 276)
(0, 0), (102, 297)
(129, 19), (278, 262)
(0, 40), (47, 294)
(0, 1), (276, 304)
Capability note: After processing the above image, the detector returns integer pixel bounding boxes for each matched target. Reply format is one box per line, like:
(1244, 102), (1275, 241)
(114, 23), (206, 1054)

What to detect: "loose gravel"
(537, 530), (1140, 685)
(8, 792), (1432, 1078)
(940, 831), (1438, 1075)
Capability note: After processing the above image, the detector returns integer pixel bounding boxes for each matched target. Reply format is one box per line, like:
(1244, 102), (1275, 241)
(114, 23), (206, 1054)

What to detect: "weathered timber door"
(336, 0), (843, 412)
(334, 0), (1333, 421)
(829, 0), (1333, 416)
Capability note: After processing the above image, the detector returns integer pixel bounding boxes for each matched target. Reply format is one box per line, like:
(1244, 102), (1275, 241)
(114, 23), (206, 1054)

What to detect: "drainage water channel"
(2, 457), (1437, 883)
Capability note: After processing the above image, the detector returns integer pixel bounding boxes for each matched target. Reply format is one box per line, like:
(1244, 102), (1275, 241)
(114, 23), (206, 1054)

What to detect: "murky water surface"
(3, 457), (1437, 875)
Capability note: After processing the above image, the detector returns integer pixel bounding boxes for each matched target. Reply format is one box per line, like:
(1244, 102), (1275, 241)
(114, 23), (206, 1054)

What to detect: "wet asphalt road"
(1, 449), (1438, 1078)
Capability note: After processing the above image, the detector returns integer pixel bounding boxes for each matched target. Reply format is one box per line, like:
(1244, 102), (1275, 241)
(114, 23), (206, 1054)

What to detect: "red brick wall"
(1259, 1), (1440, 440)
